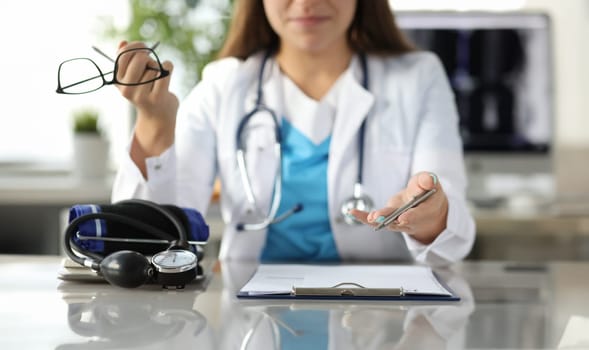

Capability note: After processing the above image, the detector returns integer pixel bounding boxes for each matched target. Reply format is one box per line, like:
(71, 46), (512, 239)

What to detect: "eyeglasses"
(56, 44), (169, 95)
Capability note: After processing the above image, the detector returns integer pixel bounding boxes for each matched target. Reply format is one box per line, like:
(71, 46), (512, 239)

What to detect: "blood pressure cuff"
(68, 203), (209, 256)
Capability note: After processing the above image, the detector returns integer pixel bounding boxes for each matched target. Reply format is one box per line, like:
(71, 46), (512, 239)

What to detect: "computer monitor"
(396, 11), (555, 202)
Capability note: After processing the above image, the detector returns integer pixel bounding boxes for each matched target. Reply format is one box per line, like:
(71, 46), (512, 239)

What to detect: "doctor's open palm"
(116, 41), (179, 177)
(349, 172), (449, 244)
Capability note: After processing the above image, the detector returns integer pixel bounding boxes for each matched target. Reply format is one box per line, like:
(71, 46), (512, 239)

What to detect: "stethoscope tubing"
(235, 50), (371, 230)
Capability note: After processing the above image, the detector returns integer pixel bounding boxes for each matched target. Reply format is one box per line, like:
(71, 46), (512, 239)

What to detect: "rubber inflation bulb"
(99, 250), (152, 288)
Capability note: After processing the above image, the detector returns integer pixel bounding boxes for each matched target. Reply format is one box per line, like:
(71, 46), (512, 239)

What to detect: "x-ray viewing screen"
(397, 12), (553, 153)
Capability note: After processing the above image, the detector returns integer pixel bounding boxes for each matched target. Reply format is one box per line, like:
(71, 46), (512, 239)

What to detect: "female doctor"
(111, 0), (475, 265)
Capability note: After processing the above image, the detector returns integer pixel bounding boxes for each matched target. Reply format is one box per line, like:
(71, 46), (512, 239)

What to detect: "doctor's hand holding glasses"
(56, 42), (169, 95)
(56, 41), (179, 176)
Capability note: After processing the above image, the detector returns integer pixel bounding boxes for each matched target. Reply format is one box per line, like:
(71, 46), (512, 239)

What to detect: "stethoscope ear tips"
(293, 204), (304, 213)
(99, 250), (153, 288)
(236, 203), (304, 231)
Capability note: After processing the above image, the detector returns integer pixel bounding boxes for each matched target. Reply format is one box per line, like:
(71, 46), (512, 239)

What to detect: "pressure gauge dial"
(151, 249), (198, 289)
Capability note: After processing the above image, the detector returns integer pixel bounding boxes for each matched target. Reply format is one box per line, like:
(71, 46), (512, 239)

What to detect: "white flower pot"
(73, 134), (110, 179)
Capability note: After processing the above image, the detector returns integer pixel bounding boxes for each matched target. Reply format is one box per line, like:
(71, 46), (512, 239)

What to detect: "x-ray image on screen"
(398, 12), (552, 153)
(397, 12), (554, 200)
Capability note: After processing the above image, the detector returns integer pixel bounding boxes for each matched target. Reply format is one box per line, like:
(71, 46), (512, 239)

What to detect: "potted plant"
(72, 108), (110, 179)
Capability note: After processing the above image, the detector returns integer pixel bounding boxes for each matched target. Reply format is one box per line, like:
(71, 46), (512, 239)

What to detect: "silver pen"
(374, 188), (437, 231)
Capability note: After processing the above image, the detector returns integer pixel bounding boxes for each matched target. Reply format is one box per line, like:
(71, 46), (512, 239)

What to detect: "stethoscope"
(235, 50), (374, 231)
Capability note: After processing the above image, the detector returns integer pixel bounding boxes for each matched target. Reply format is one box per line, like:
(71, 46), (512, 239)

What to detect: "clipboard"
(236, 264), (461, 301)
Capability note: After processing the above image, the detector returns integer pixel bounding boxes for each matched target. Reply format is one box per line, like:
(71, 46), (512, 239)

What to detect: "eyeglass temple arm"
(92, 41), (161, 63)
(92, 46), (115, 63)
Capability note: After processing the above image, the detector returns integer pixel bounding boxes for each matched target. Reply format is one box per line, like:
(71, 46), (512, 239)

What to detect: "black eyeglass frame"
(56, 47), (169, 95)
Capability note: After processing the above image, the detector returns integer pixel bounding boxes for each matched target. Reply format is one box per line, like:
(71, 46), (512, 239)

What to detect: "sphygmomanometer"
(63, 198), (209, 289)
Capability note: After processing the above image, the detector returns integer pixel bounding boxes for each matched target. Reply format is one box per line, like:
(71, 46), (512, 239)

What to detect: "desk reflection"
(56, 285), (215, 350)
(218, 263), (475, 350)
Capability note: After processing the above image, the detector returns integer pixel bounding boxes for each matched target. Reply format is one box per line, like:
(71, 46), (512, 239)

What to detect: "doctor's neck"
(276, 43), (354, 100)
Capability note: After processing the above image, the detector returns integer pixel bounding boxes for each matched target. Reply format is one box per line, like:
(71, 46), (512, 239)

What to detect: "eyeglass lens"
(58, 58), (105, 94)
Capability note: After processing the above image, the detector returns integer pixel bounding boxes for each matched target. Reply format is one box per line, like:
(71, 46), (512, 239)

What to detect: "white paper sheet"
(239, 264), (452, 296)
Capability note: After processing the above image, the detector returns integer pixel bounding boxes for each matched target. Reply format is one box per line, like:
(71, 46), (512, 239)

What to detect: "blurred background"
(0, 0), (588, 260)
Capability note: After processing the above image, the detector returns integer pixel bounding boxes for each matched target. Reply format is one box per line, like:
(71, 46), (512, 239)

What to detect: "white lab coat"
(112, 50), (475, 265)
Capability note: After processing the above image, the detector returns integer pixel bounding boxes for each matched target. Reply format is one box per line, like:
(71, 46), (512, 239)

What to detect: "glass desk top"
(0, 255), (588, 350)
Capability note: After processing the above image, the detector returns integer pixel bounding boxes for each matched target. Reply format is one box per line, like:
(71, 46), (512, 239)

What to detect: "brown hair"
(218, 0), (415, 60)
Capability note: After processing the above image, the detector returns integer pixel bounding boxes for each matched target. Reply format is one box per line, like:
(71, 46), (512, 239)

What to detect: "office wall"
(525, 0), (589, 148)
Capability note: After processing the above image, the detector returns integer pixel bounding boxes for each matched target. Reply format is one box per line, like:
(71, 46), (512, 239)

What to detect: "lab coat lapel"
(330, 61), (375, 176)
(243, 56), (283, 120)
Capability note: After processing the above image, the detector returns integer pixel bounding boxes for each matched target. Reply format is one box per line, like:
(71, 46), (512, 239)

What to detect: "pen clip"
(374, 188), (437, 231)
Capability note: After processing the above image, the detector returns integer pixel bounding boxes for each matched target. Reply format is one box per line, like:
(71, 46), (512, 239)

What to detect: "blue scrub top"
(261, 119), (340, 262)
